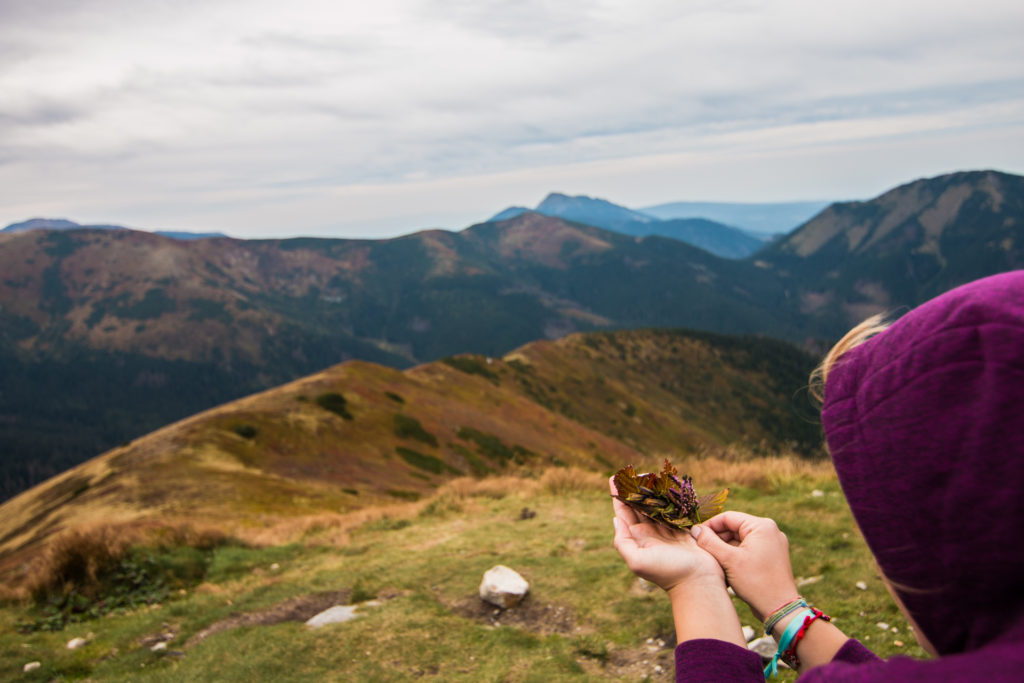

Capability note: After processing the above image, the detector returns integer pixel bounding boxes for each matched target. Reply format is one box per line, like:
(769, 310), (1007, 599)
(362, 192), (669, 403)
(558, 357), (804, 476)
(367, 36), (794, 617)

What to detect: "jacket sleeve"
(674, 639), (764, 682)
(674, 638), (880, 682)
(831, 639), (882, 664)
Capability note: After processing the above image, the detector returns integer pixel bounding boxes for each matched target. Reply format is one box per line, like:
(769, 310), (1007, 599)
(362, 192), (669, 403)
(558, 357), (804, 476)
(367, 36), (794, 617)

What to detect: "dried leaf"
(612, 459), (728, 531)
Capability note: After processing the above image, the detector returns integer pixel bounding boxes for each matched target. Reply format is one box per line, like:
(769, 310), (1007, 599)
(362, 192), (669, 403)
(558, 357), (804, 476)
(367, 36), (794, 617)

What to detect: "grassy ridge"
(0, 459), (926, 681)
(0, 328), (820, 584)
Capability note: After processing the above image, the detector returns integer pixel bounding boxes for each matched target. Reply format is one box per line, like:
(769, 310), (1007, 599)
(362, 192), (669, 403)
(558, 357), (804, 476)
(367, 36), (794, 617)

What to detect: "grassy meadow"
(0, 456), (925, 681)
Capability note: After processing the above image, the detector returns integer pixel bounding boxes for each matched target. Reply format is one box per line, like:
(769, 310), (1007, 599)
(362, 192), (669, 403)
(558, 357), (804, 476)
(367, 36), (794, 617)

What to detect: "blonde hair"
(809, 313), (892, 404)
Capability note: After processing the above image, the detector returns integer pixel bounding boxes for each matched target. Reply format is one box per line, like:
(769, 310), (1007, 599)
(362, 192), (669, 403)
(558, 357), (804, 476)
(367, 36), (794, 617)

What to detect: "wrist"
(666, 575), (745, 648)
(750, 585), (801, 622)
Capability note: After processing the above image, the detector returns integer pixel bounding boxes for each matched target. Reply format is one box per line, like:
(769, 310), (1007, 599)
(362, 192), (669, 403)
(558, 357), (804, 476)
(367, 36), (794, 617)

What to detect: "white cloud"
(0, 0), (1022, 237)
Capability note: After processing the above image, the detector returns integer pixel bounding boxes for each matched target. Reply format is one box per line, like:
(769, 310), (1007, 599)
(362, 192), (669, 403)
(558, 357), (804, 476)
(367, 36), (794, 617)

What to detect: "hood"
(821, 270), (1024, 655)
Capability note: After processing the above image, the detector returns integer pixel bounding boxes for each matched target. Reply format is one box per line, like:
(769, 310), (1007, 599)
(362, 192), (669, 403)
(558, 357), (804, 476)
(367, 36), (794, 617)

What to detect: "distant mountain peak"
(535, 192), (655, 226)
(3, 218), (83, 232)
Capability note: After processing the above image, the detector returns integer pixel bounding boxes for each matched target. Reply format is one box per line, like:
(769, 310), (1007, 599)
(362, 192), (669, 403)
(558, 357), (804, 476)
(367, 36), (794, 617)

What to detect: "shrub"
(450, 443), (493, 476)
(19, 524), (229, 632)
(232, 423), (258, 439)
(392, 414), (438, 447)
(385, 391), (405, 404)
(456, 427), (514, 462)
(315, 392), (352, 420)
(395, 447), (461, 475)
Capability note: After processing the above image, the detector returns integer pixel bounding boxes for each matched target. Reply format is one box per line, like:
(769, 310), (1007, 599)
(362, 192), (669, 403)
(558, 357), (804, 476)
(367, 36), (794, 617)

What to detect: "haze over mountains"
(1, 169), (1021, 499)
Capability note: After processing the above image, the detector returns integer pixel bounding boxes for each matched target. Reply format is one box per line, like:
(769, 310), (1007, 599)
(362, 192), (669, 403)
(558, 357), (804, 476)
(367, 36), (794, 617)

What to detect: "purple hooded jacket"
(674, 271), (1024, 681)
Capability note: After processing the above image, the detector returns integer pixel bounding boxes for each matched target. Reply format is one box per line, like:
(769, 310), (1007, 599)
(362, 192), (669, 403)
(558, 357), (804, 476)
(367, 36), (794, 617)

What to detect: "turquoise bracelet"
(763, 607), (814, 679)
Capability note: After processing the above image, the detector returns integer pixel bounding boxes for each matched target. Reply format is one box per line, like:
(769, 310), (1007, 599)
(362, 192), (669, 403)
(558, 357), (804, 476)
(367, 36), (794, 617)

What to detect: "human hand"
(610, 476), (724, 592)
(692, 511), (799, 621)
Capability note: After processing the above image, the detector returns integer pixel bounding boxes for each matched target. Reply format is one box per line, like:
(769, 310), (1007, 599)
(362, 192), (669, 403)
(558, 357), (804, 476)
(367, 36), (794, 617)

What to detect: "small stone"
(876, 622), (890, 630)
(269, 563), (280, 571)
(742, 625), (757, 642)
(479, 565), (530, 609)
(23, 662), (41, 673)
(796, 575), (823, 587)
(151, 642), (167, 652)
(748, 635), (777, 659)
(811, 490), (825, 498)
(66, 637), (87, 650)
(891, 627), (899, 633)
(654, 664), (664, 674)
(856, 581), (868, 591)
(306, 602), (380, 628)
(894, 640), (905, 647)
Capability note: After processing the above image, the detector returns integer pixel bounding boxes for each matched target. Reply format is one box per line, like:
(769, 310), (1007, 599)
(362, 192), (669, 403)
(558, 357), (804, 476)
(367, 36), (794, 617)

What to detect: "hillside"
(757, 170), (1024, 335)
(0, 462), (923, 681)
(0, 217), (803, 497)
(0, 327), (822, 582)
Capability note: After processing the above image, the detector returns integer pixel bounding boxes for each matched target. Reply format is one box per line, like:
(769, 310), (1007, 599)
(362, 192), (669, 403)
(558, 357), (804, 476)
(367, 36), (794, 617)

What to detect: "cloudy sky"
(2, 0), (1022, 238)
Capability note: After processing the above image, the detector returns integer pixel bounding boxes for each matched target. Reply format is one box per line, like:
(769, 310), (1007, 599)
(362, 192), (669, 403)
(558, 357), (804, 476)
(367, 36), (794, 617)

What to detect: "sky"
(1, 0), (1023, 239)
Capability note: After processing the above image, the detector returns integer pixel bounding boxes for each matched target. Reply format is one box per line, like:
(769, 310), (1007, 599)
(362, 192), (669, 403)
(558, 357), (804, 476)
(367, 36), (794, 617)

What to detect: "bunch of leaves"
(612, 459), (728, 530)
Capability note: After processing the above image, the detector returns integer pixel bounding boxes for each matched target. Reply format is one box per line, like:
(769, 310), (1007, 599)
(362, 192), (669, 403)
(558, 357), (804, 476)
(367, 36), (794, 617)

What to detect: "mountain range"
(0, 169), (1021, 500)
(2, 218), (226, 240)
(491, 193), (770, 258)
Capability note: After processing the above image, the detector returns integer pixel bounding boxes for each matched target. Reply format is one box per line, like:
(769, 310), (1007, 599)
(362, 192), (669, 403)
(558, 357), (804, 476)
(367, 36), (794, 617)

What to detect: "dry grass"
(539, 466), (608, 494)
(652, 451), (836, 491)
(11, 521), (228, 602)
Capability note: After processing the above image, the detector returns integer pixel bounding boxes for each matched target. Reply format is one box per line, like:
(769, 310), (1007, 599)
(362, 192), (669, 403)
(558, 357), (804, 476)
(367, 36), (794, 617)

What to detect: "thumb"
(692, 524), (735, 564)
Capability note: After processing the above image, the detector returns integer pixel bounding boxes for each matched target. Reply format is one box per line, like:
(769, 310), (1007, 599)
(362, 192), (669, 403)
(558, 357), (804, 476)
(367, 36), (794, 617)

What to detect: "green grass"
(0, 471), (924, 681)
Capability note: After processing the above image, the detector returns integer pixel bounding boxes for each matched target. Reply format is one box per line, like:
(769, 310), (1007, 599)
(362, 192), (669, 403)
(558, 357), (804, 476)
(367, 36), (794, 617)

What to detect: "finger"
(703, 510), (763, 538)
(612, 517), (641, 559)
(609, 478), (642, 526)
(692, 523), (738, 564)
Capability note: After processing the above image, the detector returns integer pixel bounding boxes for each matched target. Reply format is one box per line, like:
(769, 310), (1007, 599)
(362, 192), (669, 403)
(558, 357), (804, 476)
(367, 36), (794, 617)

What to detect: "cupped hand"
(610, 477), (723, 592)
(692, 510), (800, 620)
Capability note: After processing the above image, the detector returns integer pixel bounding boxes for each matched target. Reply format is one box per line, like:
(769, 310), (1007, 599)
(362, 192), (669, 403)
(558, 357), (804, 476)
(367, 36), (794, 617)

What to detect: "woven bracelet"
(763, 597), (806, 635)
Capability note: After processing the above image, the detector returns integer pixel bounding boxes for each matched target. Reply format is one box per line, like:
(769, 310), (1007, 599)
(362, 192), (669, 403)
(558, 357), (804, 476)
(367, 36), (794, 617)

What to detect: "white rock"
(479, 565), (530, 608)
(305, 601), (381, 628)
(811, 490), (825, 498)
(269, 563), (280, 571)
(748, 635), (777, 659)
(891, 627), (899, 633)
(856, 581), (868, 591)
(742, 625), (757, 642)
(796, 575), (823, 587)
(66, 637), (87, 650)
(876, 622), (890, 630)
(150, 642), (167, 652)
(23, 662), (41, 672)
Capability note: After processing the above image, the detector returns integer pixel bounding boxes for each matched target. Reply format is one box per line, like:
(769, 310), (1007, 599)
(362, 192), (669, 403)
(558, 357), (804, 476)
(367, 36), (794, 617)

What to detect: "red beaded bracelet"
(780, 606), (831, 669)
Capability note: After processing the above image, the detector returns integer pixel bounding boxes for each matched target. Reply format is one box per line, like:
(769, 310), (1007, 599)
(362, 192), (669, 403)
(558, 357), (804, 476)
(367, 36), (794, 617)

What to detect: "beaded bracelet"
(763, 597), (807, 635)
